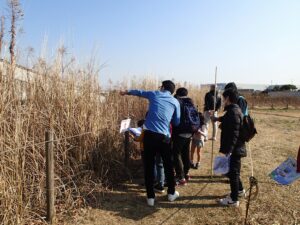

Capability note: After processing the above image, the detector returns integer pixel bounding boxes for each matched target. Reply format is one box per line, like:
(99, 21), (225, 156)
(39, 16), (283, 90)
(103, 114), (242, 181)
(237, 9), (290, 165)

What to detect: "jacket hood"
(224, 82), (237, 91)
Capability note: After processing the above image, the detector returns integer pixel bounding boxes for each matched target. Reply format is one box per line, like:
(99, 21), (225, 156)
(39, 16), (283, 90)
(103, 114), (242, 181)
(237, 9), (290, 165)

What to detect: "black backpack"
(240, 114), (257, 142)
(175, 98), (200, 134)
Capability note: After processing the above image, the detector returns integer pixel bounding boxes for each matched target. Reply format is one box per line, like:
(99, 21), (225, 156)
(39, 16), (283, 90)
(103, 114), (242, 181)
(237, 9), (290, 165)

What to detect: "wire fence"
(0, 127), (118, 156)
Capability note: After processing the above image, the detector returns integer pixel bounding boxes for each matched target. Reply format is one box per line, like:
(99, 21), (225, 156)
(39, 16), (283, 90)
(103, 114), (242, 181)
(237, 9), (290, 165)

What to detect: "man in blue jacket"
(120, 80), (181, 206)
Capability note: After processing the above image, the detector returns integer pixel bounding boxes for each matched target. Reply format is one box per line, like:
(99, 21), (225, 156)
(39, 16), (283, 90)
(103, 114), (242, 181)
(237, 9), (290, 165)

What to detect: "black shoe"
(189, 161), (194, 168)
(163, 181), (168, 187)
(195, 162), (199, 169)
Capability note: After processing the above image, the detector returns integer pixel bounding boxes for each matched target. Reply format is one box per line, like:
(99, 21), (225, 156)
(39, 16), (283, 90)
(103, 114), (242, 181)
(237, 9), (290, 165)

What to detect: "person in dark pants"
(217, 88), (246, 207)
(172, 87), (195, 185)
(143, 130), (175, 199)
(212, 82), (249, 180)
(120, 80), (181, 206)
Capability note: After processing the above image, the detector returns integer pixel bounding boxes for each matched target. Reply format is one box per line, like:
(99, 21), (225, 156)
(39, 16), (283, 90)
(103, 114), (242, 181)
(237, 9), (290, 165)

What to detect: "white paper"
(120, 119), (131, 133)
(213, 155), (230, 175)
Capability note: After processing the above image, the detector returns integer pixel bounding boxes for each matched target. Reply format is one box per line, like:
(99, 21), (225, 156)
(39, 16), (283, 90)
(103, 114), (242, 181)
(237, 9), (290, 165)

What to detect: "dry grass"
(0, 58), (153, 224)
(1, 52), (300, 225)
(246, 94), (300, 110)
(0, 56), (207, 224)
(64, 109), (300, 225)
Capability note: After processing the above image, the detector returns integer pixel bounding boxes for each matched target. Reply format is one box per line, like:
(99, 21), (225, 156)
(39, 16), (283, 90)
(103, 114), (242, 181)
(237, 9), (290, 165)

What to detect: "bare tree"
(58, 45), (66, 76)
(8, 0), (23, 69)
(0, 16), (4, 57)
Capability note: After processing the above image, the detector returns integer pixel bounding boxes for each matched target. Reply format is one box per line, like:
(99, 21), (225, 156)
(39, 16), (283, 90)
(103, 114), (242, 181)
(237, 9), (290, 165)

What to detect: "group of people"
(120, 80), (248, 207)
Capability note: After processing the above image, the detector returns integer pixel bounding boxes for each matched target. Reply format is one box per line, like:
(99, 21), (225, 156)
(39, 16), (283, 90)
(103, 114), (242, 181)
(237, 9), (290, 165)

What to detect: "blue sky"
(1, 0), (300, 86)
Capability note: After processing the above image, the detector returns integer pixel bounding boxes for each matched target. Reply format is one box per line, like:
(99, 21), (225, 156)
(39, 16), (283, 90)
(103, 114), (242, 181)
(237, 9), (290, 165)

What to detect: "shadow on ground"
(84, 181), (160, 221)
(83, 178), (226, 221)
(189, 174), (229, 184)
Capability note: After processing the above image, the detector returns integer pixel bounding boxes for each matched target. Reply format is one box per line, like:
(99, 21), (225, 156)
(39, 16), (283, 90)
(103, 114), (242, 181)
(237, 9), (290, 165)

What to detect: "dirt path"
(65, 111), (300, 225)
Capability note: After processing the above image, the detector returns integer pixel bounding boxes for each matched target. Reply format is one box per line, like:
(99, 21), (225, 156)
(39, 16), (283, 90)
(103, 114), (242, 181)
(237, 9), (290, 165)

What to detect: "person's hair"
(162, 80), (175, 94)
(222, 88), (238, 103)
(175, 87), (188, 97)
(198, 112), (204, 125)
(224, 82), (237, 91)
(137, 119), (145, 127)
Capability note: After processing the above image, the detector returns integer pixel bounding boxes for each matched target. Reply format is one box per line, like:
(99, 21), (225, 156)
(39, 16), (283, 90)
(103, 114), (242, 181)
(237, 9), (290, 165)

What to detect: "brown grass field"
(64, 109), (300, 225)
(0, 57), (299, 224)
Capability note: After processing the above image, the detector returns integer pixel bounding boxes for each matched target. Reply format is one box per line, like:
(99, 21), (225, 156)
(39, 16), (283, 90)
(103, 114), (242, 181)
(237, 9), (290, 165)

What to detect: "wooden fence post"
(45, 131), (55, 224)
(297, 146), (300, 173)
(124, 131), (129, 167)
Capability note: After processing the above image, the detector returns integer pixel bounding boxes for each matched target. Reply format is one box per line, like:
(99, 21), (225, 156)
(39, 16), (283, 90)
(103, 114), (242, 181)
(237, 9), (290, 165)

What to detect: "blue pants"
(154, 154), (165, 186)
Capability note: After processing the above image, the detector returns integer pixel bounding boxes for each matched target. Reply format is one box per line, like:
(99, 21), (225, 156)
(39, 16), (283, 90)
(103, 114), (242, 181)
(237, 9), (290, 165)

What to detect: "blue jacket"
(128, 90), (181, 137)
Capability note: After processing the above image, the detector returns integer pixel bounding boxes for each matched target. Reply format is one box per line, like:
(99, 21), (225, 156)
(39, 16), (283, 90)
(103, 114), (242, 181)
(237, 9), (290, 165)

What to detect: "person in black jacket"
(217, 88), (246, 207)
(203, 85), (222, 141)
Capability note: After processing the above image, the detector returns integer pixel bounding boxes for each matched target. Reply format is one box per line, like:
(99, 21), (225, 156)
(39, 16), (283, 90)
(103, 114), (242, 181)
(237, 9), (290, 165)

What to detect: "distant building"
(0, 59), (109, 103)
(200, 83), (226, 90)
(0, 58), (36, 82)
(238, 89), (255, 95)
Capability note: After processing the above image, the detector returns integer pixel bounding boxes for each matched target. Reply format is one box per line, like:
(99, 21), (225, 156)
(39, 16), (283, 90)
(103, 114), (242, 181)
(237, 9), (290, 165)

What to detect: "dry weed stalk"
(0, 16), (4, 57)
(0, 54), (209, 223)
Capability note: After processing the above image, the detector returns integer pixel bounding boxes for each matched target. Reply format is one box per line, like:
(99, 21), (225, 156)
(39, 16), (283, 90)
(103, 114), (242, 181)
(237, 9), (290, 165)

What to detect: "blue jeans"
(154, 154), (165, 187)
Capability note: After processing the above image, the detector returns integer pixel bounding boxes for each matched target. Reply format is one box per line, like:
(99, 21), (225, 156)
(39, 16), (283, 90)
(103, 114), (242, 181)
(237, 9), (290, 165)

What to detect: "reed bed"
(246, 93), (300, 110)
(0, 55), (206, 224)
(1, 55), (298, 224)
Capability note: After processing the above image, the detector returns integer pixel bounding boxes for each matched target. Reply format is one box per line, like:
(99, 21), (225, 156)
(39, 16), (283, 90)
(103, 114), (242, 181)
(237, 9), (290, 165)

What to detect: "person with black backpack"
(220, 82), (257, 142)
(217, 88), (246, 207)
(173, 87), (200, 186)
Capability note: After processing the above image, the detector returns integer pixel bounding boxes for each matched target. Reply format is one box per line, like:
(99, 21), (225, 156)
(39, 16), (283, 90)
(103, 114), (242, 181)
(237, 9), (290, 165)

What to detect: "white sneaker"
(147, 198), (155, 206)
(168, 191), (179, 202)
(238, 189), (246, 198)
(226, 189), (246, 198)
(218, 196), (239, 207)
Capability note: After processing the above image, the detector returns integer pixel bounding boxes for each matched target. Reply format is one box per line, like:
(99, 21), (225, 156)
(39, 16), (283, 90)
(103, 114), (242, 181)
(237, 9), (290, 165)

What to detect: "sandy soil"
(64, 110), (300, 225)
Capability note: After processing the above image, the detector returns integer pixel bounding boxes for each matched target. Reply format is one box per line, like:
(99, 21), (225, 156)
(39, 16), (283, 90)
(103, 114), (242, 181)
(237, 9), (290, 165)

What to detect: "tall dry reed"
(0, 50), (208, 224)
(2, 54), (296, 224)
